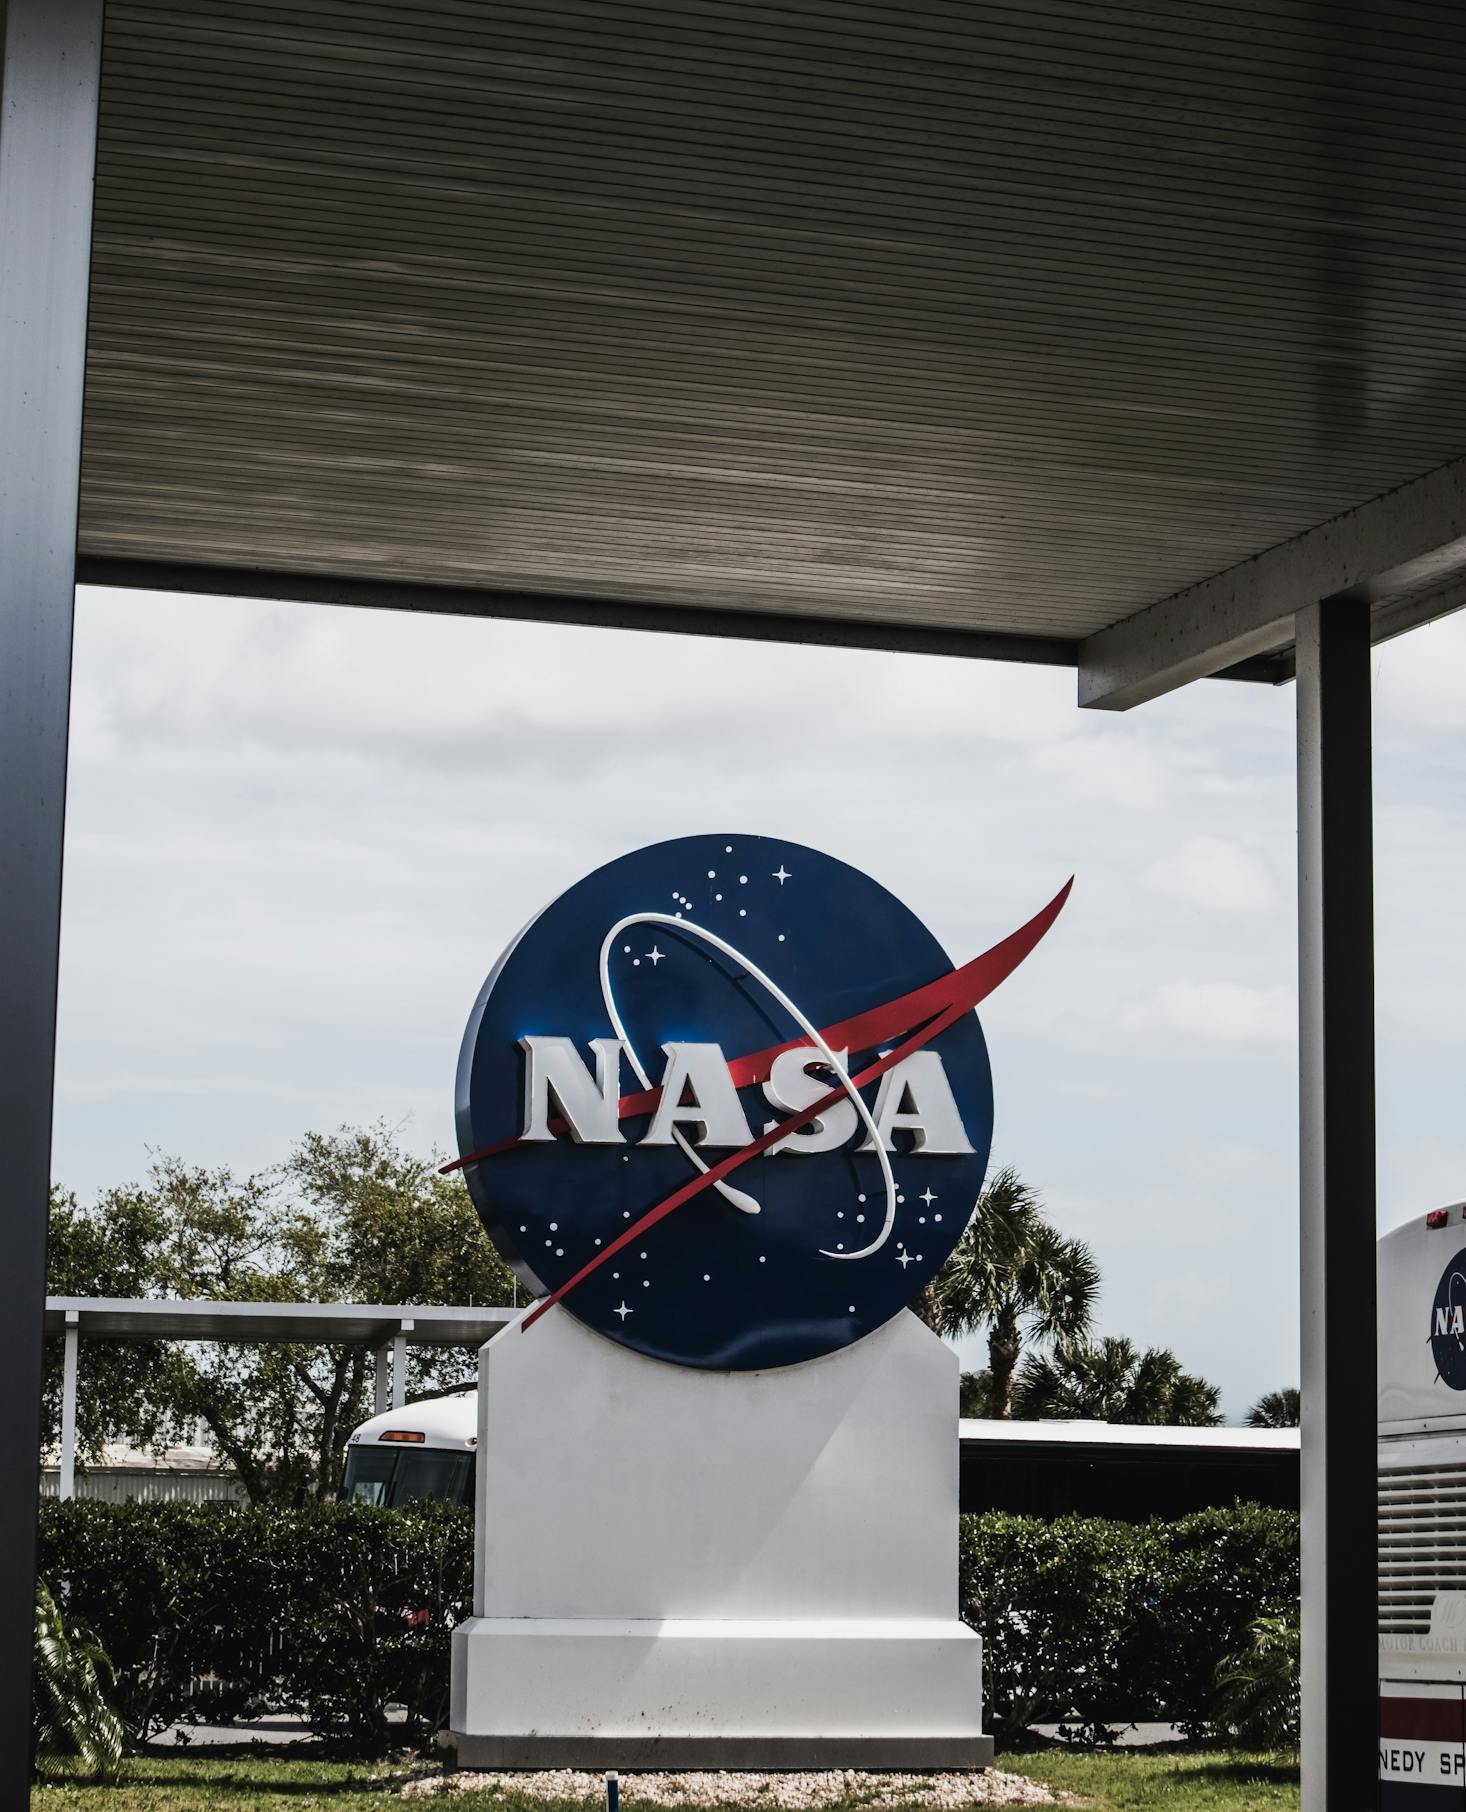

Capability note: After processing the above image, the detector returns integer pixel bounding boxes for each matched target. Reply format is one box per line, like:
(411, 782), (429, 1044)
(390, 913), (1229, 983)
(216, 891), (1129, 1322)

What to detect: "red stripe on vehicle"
(1380, 1698), (1466, 1741)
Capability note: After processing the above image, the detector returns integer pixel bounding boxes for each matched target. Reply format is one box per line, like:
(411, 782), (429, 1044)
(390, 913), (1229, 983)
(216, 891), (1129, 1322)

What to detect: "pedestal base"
(450, 1615), (990, 1770)
(449, 1308), (988, 1769)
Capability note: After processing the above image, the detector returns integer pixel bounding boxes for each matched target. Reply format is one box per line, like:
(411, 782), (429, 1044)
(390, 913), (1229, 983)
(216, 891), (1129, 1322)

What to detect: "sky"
(50, 585), (1466, 1421)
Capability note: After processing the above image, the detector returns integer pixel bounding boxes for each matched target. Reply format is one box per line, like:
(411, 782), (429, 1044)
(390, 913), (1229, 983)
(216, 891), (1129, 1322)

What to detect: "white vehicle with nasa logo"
(1380, 1206), (1466, 1807)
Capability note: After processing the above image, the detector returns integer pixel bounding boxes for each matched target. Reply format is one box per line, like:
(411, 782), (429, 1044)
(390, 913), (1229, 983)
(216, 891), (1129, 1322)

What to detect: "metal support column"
(58, 1311), (80, 1500)
(0, 0), (102, 1797)
(1295, 597), (1378, 1811)
(392, 1321), (413, 1410)
(373, 1341), (391, 1415)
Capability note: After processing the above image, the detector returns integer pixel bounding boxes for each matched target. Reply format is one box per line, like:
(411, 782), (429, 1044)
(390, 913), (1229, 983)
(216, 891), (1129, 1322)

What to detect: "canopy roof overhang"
(43, 1296), (514, 1346)
(77, 0), (1466, 705)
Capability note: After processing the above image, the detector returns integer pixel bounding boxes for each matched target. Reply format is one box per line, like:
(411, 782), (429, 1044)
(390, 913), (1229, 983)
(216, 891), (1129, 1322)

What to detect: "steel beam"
(58, 1312), (80, 1501)
(392, 1323), (413, 1411)
(1295, 597), (1377, 1811)
(0, 0), (101, 1789)
(1079, 458), (1466, 710)
(75, 555), (1295, 684)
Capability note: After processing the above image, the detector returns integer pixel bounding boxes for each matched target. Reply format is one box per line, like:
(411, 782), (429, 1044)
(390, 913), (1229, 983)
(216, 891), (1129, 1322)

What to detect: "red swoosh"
(517, 879), (1072, 1331)
(444, 879), (1072, 1175)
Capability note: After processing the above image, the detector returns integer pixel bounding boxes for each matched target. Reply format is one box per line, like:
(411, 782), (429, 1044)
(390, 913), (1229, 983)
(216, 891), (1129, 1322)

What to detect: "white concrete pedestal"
(449, 1308), (989, 1769)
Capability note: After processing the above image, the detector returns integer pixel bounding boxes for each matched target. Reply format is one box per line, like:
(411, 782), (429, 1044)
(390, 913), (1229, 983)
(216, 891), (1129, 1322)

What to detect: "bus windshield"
(341, 1445), (472, 1508)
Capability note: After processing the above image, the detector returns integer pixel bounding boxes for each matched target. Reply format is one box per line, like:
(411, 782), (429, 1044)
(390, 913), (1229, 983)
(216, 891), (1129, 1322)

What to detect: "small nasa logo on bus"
(449, 834), (1069, 1372)
(1430, 1247), (1466, 1391)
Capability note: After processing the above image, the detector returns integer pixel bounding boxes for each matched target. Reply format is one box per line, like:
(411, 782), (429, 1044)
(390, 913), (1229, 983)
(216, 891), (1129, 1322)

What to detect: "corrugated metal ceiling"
(78, 0), (1466, 652)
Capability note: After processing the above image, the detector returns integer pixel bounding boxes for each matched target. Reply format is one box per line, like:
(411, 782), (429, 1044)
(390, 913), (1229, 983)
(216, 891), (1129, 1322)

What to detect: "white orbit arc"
(597, 910), (899, 1260)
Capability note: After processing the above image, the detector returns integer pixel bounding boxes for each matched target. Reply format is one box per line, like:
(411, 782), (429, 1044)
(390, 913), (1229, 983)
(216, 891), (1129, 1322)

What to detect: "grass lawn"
(29, 1748), (1301, 1812)
(1016, 1747), (1299, 1809)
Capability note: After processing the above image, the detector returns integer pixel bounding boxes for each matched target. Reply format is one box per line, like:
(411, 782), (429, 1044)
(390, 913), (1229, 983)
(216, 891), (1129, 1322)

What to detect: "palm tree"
(1247, 1387), (1301, 1428)
(1214, 1613), (1301, 1748)
(916, 1166), (1099, 1420)
(32, 1580), (124, 1782)
(1013, 1334), (1222, 1426)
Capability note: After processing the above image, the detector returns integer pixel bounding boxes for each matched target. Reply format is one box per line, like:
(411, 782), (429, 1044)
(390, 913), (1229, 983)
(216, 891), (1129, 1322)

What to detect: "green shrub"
(36, 1500), (471, 1750)
(959, 1512), (1147, 1743)
(959, 1506), (1299, 1743)
(39, 1500), (1297, 1753)
(1124, 1505), (1300, 1738)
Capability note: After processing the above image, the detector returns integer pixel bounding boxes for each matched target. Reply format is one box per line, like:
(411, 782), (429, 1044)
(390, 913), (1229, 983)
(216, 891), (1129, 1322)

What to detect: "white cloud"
(1374, 609), (1466, 735)
(55, 580), (1466, 1423)
(58, 581), (1466, 1419)
(1144, 835), (1278, 913)
(1150, 1268), (1232, 1320)
(1378, 1140), (1466, 1234)
(1029, 733), (1170, 812)
(1120, 979), (1296, 1049)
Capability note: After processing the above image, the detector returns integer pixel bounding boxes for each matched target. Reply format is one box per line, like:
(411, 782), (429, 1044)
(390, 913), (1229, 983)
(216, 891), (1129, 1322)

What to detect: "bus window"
(343, 1445), (396, 1505)
(340, 1443), (472, 1507)
(393, 1450), (471, 1505)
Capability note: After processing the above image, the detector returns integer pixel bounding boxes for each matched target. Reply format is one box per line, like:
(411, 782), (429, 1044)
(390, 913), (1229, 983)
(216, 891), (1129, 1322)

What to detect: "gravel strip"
(402, 1768), (1067, 1807)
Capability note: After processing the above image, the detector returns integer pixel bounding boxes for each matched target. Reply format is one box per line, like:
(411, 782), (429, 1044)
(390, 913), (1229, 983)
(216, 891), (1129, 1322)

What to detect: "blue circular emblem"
(1432, 1248), (1466, 1391)
(455, 834), (1000, 1371)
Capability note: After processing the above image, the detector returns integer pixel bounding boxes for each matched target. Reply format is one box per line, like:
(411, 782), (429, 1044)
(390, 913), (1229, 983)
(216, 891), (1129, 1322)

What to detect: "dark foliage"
(1246, 1389), (1301, 1429)
(33, 1579), (125, 1781)
(958, 1504), (1299, 1744)
(37, 1500), (471, 1751)
(40, 1499), (1297, 1754)
(1013, 1335), (1222, 1426)
(44, 1124), (516, 1503)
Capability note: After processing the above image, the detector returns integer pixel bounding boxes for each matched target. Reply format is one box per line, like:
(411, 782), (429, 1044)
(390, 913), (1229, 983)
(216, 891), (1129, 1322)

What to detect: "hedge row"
(36, 1500), (471, 1748)
(38, 1500), (1298, 1751)
(959, 1504), (1300, 1742)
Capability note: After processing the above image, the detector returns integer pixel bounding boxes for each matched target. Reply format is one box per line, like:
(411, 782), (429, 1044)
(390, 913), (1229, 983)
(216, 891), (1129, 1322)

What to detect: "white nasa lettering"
(519, 1035), (625, 1144)
(521, 1037), (972, 1158)
(1436, 1306), (1466, 1336)
(858, 1051), (976, 1155)
(643, 1043), (756, 1149)
(761, 1047), (858, 1155)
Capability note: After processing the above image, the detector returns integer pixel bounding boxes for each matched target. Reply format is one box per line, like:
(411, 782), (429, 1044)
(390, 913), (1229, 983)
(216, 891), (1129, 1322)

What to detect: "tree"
(43, 1123), (517, 1503)
(1247, 1387), (1301, 1428)
(915, 1165), (1099, 1420)
(44, 1187), (174, 1464)
(958, 1370), (991, 1418)
(1013, 1334), (1223, 1426)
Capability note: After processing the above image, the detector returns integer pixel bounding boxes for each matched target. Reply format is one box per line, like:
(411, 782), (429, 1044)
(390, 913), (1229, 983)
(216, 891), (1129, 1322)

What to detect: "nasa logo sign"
(450, 835), (1069, 1371)
(1431, 1248), (1466, 1391)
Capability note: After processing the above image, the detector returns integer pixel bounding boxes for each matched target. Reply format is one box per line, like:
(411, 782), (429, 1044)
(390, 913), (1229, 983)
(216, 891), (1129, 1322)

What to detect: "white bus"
(340, 1389), (477, 1508)
(339, 1379), (1298, 1520)
(1380, 1205), (1466, 1806)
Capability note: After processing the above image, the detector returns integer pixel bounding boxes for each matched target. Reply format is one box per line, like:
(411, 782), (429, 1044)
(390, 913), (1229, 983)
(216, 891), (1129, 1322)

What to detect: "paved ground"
(1030, 1724), (1180, 1748)
(159, 1719), (314, 1747)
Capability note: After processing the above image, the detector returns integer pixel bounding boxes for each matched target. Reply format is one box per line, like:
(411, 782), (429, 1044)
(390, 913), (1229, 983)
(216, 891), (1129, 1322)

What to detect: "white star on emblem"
(614, 1301), (633, 1320)
(896, 1250), (915, 1269)
(919, 1188), (938, 1207)
(772, 865), (791, 884)
(646, 946), (664, 966)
